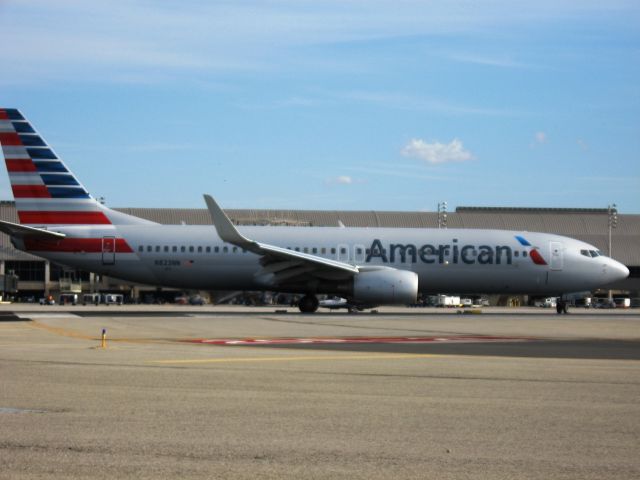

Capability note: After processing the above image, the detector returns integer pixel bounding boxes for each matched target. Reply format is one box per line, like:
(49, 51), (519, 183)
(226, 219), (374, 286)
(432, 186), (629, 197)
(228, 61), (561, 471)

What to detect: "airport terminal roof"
(1, 202), (638, 266)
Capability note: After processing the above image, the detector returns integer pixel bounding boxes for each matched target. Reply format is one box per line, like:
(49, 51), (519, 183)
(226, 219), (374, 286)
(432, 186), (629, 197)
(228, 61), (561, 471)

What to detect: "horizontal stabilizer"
(0, 219), (66, 240)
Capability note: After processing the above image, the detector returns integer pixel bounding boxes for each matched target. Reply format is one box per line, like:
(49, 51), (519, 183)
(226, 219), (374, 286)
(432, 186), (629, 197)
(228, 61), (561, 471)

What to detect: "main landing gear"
(556, 298), (569, 314)
(298, 295), (319, 313)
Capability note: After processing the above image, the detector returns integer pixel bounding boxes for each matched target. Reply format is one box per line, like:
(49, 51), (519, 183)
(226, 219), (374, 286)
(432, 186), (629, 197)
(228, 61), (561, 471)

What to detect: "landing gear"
(298, 295), (319, 313)
(556, 299), (569, 314)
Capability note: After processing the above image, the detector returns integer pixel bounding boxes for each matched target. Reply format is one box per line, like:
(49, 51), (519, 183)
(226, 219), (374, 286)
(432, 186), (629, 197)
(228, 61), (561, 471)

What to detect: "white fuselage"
(20, 224), (629, 296)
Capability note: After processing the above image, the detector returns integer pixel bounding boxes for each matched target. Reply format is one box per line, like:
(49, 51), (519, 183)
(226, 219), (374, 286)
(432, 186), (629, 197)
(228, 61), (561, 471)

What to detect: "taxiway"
(1, 305), (639, 479)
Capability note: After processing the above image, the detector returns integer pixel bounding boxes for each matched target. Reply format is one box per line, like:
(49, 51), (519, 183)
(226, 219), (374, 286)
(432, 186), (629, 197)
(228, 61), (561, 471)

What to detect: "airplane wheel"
(556, 300), (569, 314)
(298, 295), (319, 313)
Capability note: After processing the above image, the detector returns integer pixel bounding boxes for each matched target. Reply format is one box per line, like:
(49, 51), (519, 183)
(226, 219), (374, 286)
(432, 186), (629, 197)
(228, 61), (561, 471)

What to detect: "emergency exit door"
(102, 236), (116, 265)
(549, 242), (563, 271)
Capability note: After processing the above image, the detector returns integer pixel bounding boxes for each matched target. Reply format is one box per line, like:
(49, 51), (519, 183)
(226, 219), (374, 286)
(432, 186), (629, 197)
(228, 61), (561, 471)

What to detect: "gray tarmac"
(1, 305), (639, 479)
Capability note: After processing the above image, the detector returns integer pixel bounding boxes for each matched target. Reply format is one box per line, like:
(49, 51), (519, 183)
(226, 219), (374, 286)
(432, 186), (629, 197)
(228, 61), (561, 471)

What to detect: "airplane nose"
(609, 260), (630, 282)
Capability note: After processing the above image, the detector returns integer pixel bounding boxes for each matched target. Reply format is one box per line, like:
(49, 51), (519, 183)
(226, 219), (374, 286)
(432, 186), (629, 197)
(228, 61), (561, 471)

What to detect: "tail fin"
(0, 108), (153, 227)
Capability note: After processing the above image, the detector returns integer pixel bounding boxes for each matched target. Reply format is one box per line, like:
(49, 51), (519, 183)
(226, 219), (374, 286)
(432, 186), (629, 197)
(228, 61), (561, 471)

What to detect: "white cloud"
(535, 131), (547, 143)
(401, 138), (474, 165)
(336, 175), (353, 184)
(577, 138), (589, 151)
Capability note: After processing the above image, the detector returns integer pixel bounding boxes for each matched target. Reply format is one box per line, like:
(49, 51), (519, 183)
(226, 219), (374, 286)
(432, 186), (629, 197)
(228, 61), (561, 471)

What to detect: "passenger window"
(155, 246), (160, 252)
(303, 247), (309, 253)
(189, 246), (194, 253)
(340, 247), (346, 254)
(312, 247), (318, 254)
(172, 246), (177, 252)
(138, 246), (143, 252)
(214, 246), (219, 253)
(321, 248), (326, 254)
(223, 246), (228, 253)
(146, 246), (152, 252)
(233, 247), (238, 253)
(523, 251), (527, 257)
(331, 248), (336, 254)
(356, 248), (362, 255)
(514, 251), (519, 257)
(205, 246), (211, 253)
(295, 247), (300, 252)
(164, 246), (169, 252)
(180, 246), (186, 253)
(197, 246), (202, 253)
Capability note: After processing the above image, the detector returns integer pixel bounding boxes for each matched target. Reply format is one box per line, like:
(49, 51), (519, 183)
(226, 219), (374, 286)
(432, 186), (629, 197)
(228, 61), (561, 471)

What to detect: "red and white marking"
(186, 335), (533, 346)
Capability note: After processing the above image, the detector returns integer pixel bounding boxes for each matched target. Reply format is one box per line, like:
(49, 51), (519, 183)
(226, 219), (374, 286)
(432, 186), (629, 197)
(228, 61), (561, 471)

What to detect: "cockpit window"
(581, 249), (604, 258)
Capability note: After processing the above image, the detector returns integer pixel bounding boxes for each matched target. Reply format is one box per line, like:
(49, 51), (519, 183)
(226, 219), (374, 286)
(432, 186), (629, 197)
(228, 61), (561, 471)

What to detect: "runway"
(1, 305), (639, 479)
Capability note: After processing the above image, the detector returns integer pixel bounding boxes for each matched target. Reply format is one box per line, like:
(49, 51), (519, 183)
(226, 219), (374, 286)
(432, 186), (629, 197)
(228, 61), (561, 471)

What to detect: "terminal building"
(0, 201), (638, 303)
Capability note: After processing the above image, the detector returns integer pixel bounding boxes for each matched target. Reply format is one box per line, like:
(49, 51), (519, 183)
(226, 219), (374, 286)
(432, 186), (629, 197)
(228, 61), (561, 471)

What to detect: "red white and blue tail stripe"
(0, 108), (150, 227)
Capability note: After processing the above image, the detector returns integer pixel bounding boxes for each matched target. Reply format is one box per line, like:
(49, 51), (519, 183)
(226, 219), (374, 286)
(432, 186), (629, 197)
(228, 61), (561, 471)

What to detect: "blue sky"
(1, 0), (638, 212)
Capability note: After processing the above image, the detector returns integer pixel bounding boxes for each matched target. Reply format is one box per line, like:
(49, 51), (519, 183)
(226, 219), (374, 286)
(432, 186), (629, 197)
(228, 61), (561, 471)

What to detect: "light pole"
(437, 201), (448, 229)
(607, 203), (618, 302)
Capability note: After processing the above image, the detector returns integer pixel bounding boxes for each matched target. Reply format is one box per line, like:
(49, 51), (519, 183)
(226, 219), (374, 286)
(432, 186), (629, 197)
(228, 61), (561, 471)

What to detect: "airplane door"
(102, 236), (116, 265)
(549, 242), (563, 271)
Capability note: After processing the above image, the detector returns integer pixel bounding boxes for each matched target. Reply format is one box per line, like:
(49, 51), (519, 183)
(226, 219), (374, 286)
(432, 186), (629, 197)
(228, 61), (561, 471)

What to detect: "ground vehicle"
(535, 297), (557, 308)
(175, 294), (205, 305)
(82, 293), (101, 305)
(104, 294), (124, 305)
(613, 297), (630, 309)
(59, 293), (78, 305)
(593, 298), (615, 308)
(573, 297), (592, 308)
(436, 295), (461, 307)
(39, 296), (55, 305)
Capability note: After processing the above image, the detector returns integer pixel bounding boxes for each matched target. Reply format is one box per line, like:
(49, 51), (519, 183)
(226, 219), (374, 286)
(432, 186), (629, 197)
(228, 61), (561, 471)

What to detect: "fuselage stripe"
(24, 237), (133, 253)
(18, 211), (112, 225)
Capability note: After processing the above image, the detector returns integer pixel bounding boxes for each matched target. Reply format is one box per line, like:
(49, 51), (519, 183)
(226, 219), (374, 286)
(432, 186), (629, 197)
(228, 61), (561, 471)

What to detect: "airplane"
(0, 108), (630, 313)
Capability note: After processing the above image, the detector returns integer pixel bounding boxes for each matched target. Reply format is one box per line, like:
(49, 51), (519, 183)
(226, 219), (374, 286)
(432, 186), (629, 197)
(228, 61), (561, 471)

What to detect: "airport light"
(607, 203), (618, 302)
(437, 202), (448, 229)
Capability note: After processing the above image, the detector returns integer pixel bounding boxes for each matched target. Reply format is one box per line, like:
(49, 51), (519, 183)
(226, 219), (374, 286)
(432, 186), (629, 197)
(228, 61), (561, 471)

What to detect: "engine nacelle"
(352, 267), (418, 305)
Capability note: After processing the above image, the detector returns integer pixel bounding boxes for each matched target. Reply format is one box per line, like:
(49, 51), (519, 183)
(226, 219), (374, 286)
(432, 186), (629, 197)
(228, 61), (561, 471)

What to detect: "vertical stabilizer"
(0, 108), (153, 227)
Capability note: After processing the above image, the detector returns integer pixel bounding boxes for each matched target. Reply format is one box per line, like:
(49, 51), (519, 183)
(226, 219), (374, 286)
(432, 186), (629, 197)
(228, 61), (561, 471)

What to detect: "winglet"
(203, 194), (359, 275)
(203, 194), (259, 252)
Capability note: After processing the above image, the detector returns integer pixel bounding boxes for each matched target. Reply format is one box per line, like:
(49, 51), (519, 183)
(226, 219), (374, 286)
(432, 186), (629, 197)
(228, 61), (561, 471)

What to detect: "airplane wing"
(203, 195), (359, 287)
(0, 220), (66, 240)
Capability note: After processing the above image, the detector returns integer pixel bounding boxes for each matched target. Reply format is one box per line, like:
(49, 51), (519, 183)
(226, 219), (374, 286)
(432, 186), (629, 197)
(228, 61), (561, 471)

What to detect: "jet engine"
(351, 267), (418, 305)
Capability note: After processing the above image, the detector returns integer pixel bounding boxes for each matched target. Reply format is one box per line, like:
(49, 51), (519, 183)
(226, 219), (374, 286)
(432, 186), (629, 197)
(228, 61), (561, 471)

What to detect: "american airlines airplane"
(0, 108), (630, 313)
